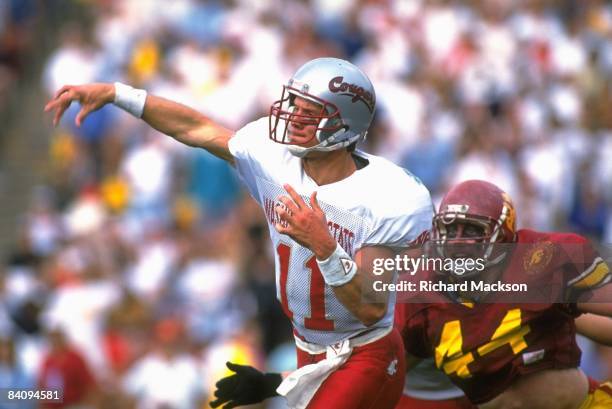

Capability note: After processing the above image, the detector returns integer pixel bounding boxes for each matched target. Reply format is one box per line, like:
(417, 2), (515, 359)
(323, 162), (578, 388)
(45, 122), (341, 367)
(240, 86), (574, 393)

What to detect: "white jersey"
(228, 117), (433, 345)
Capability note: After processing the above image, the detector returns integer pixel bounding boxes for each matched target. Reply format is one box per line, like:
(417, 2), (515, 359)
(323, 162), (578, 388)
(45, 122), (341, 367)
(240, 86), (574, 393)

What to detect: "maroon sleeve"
(398, 304), (432, 359)
(552, 233), (611, 301)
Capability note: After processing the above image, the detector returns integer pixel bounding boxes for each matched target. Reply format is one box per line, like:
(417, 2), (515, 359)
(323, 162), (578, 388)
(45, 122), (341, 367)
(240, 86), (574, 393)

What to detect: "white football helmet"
(269, 57), (376, 157)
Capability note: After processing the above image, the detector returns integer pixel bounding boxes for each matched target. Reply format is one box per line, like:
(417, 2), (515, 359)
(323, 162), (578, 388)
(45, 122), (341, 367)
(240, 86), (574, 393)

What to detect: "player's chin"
(288, 131), (316, 145)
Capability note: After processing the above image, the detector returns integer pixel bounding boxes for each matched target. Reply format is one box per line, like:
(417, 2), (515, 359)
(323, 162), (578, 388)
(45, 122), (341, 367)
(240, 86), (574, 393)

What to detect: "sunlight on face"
(288, 96), (324, 148)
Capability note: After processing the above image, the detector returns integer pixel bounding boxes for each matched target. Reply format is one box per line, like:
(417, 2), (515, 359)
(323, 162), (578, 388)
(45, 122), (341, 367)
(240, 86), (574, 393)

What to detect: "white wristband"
(316, 244), (357, 287)
(113, 82), (147, 118)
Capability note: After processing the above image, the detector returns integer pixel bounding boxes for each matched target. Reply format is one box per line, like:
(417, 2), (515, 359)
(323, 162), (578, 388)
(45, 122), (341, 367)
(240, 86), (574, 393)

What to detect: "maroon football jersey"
(399, 229), (610, 404)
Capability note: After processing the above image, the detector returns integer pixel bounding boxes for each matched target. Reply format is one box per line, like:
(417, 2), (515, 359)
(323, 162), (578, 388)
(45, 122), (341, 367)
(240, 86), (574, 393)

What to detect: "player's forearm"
(333, 274), (388, 327)
(142, 94), (234, 162)
(577, 302), (612, 317)
(575, 313), (612, 346)
(318, 244), (393, 326)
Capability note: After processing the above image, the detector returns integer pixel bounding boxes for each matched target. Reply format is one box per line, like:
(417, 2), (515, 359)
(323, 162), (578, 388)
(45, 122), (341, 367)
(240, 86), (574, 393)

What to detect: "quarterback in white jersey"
(45, 57), (433, 409)
(230, 117), (431, 346)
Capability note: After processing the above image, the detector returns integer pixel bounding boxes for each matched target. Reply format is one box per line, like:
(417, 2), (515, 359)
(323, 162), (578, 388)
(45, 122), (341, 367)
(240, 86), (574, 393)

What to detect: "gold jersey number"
(435, 308), (531, 378)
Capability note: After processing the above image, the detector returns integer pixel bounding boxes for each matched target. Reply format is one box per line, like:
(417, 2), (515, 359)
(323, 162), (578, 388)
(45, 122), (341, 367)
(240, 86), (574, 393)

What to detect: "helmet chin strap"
(287, 139), (351, 157)
(287, 128), (361, 157)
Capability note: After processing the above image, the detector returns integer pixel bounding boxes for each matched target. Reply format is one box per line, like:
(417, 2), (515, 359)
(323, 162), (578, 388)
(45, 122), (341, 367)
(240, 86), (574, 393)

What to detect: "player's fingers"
(215, 375), (237, 390)
(310, 191), (322, 213)
(226, 361), (246, 373)
(213, 388), (233, 401)
(52, 89), (80, 125)
(283, 184), (305, 209)
(44, 90), (70, 112)
(52, 100), (71, 127)
(275, 207), (296, 228)
(225, 361), (238, 372)
(44, 98), (61, 112)
(276, 196), (298, 216)
(213, 384), (231, 398)
(222, 402), (239, 409)
(275, 222), (291, 235)
(209, 397), (230, 408)
(75, 105), (93, 127)
(53, 84), (73, 100)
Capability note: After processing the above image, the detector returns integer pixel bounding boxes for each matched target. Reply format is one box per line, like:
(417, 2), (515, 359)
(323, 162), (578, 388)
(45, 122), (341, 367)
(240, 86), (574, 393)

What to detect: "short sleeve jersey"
(229, 117), (433, 345)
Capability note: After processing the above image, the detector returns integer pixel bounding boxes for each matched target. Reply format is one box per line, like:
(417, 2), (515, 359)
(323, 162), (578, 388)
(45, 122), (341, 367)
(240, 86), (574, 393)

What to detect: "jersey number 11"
(277, 243), (335, 331)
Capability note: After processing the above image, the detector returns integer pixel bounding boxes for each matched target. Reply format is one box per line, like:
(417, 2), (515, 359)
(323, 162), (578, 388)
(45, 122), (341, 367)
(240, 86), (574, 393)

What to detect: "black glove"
(209, 361), (283, 409)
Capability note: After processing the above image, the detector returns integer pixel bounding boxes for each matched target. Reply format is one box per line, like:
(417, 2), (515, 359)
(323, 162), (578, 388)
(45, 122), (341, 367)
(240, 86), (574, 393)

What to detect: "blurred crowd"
(1, 0), (612, 408)
(0, 0), (38, 129)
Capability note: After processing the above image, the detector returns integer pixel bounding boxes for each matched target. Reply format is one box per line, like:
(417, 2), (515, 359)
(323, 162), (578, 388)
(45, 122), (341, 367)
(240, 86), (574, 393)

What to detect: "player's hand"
(275, 184), (337, 259)
(44, 83), (115, 127)
(210, 362), (282, 409)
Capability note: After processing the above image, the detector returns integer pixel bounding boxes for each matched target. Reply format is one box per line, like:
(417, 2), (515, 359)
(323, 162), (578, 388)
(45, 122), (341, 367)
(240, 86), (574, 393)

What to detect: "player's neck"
(302, 150), (357, 186)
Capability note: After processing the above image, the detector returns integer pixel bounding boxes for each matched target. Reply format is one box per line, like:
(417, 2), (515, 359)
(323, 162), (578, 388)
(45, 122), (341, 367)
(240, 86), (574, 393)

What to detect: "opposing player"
(398, 180), (612, 409)
(44, 58), (433, 409)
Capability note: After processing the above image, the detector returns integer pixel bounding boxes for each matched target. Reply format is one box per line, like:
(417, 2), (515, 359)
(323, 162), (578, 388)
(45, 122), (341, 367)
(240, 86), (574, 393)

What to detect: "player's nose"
(448, 224), (477, 243)
(288, 110), (305, 128)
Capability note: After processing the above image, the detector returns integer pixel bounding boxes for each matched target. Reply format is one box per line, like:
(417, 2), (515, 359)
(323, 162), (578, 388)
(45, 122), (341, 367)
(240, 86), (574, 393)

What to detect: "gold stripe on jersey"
(578, 381), (612, 409)
(568, 258), (611, 289)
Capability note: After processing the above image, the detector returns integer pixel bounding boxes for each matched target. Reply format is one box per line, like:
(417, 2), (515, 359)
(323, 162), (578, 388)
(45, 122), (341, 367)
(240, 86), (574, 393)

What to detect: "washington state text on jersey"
(263, 196), (356, 255)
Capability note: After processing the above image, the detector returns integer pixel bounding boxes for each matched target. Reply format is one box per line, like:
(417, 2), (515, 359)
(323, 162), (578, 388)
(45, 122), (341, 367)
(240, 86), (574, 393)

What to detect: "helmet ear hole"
(327, 116), (345, 131)
(316, 115), (346, 137)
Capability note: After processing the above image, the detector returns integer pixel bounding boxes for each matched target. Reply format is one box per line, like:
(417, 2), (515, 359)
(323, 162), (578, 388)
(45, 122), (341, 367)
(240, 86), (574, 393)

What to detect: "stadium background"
(0, 0), (611, 408)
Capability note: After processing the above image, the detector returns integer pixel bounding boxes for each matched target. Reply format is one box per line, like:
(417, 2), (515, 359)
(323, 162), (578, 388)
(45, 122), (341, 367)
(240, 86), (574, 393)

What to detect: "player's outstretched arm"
(44, 83), (235, 163)
(210, 362), (282, 409)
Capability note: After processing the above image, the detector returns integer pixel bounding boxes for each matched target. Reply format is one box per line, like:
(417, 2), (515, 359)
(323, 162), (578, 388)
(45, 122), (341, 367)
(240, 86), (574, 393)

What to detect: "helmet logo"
(328, 76), (375, 113)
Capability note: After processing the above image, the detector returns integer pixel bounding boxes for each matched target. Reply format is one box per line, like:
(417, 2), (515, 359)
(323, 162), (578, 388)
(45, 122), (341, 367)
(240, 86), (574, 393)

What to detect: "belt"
(294, 326), (392, 355)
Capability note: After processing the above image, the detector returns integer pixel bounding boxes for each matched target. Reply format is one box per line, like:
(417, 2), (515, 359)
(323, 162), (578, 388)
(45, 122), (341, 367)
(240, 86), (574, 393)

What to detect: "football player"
(44, 58), (434, 409)
(395, 316), (612, 409)
(397, 179), (612, 409)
